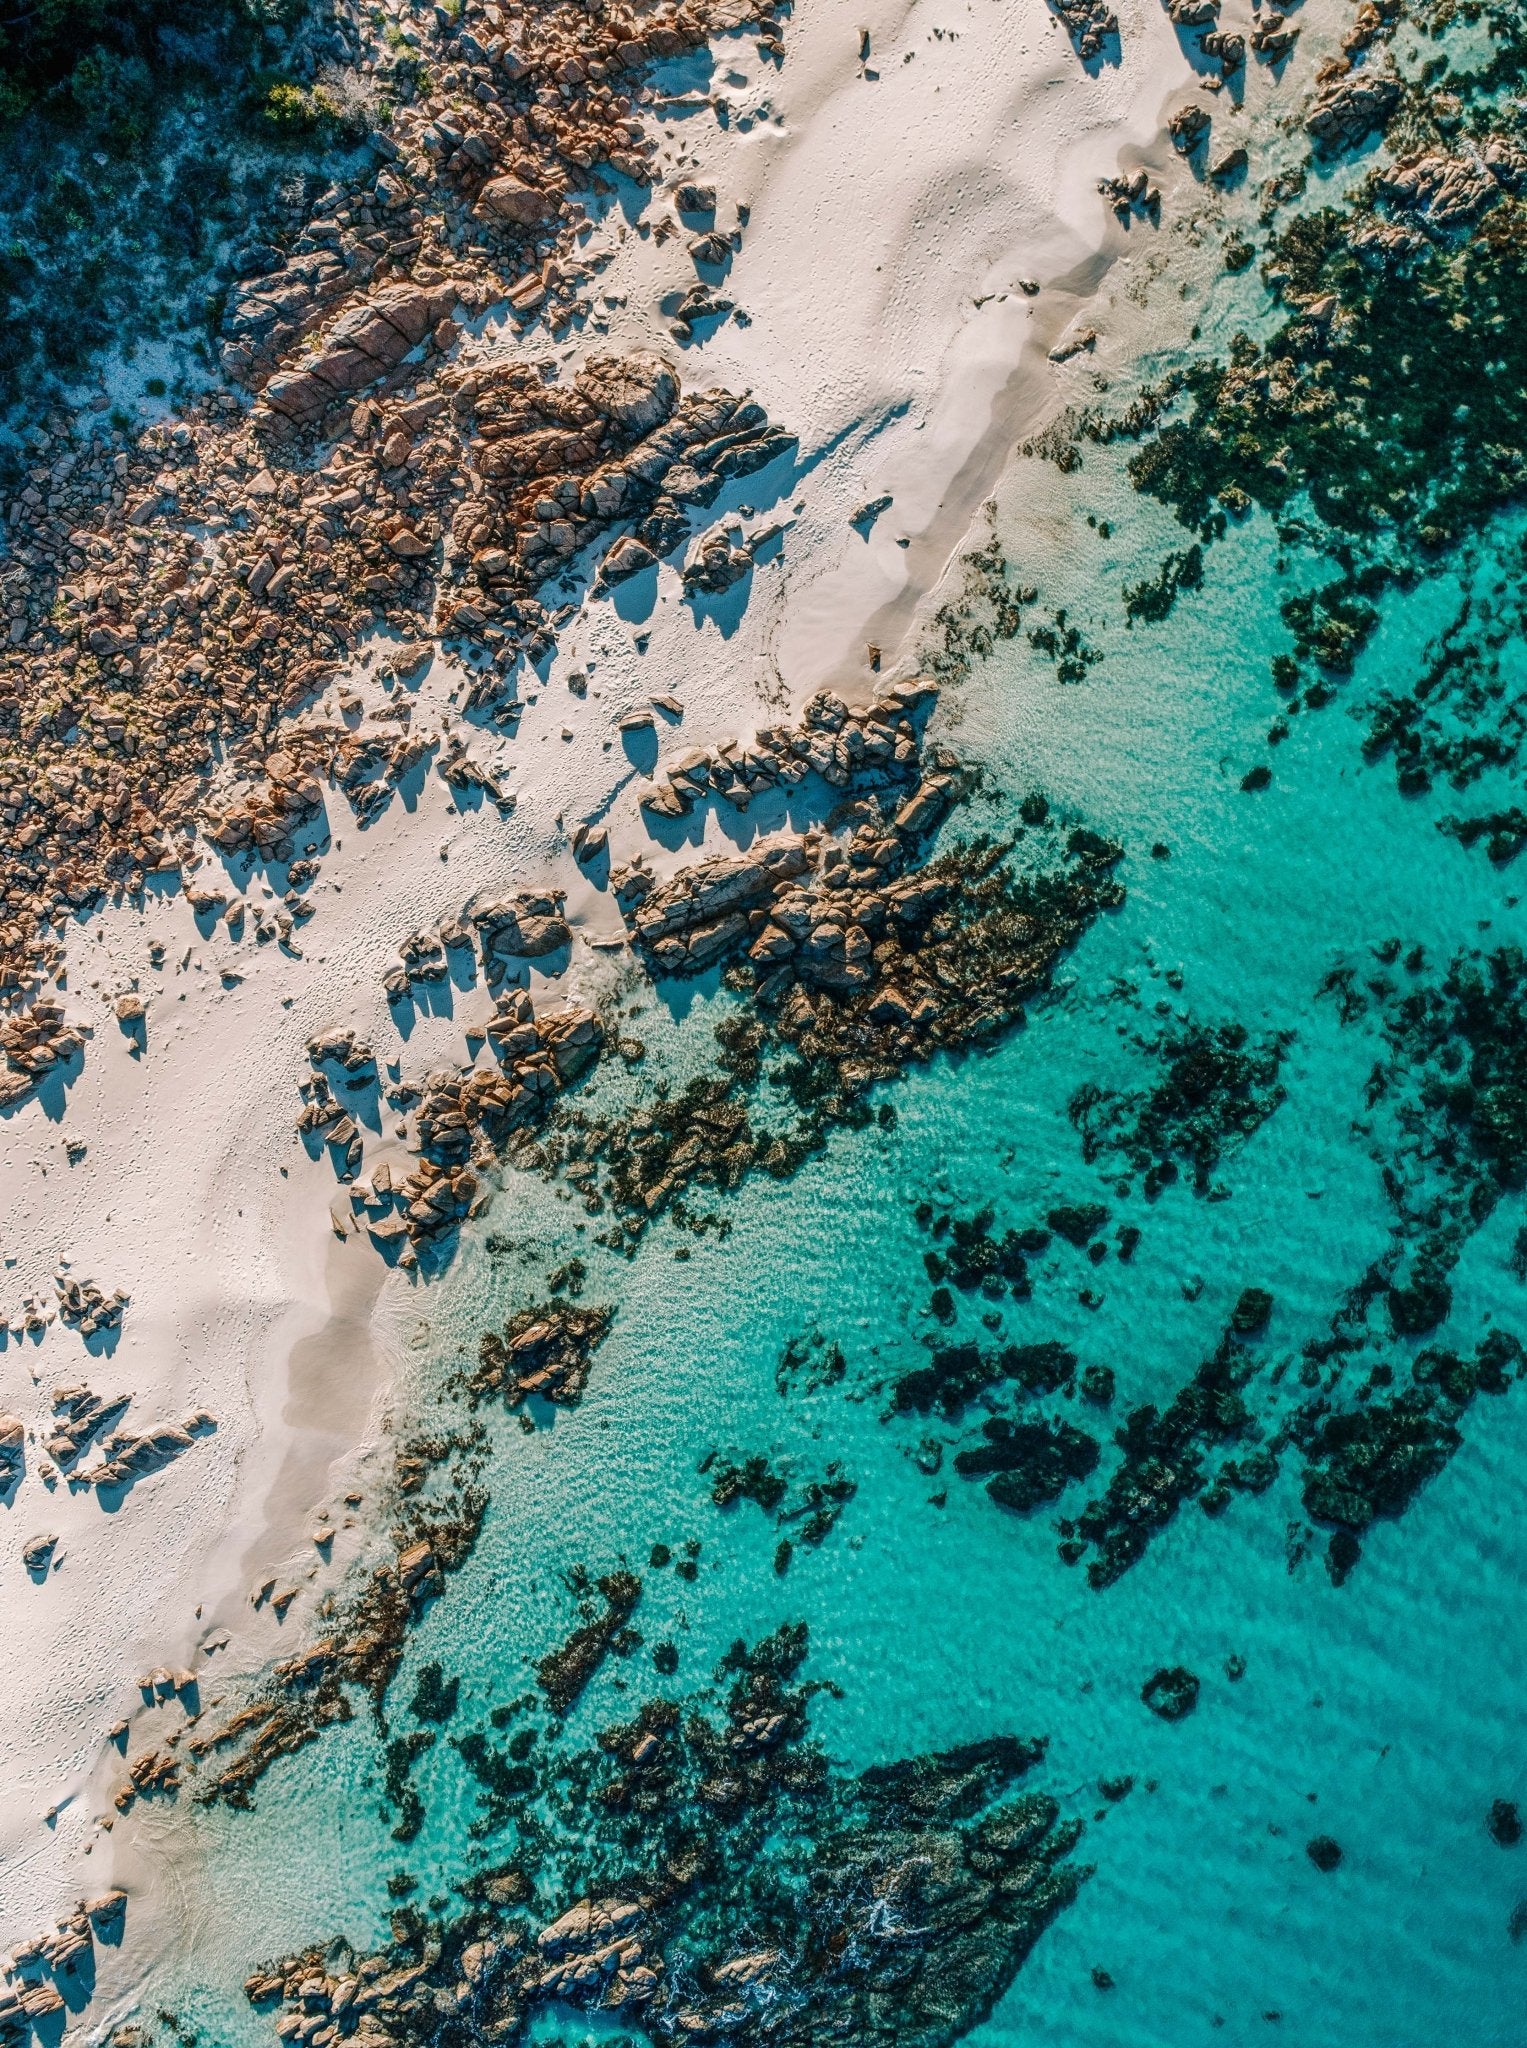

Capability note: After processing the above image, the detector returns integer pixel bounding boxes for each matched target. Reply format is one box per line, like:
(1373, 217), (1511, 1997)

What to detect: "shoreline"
(0, 0), (1346, 2010)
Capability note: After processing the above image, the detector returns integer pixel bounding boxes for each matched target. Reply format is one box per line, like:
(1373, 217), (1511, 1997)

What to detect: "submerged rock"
(249, 1627), (1086, 2048)
(1140, 1666), (1199, 1720)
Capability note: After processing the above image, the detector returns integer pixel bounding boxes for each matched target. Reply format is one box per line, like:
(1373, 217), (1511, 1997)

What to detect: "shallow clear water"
(153, 405), (1527, 2048)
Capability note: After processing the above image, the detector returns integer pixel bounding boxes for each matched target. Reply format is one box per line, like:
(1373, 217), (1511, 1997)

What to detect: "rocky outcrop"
(328, 989), (604, 1259)
(470, 892), (571, 964)
(259, 282), (468, 434)
(1167, 104), (1211, 154)
(44, 1384), (129, 1468)
(533, 1896), (654, 2007)
(536, 1569), (641, 1714)
(193, 1460), (488, 1808)
(632, 679), (931, 824)
(54, 1276), (127, 1336)
(1378, 144), (1526, 235)
(550, 808), (1124, 1235)
(1049, 0), (1117, 60)
(626, 842), (811, 975)
(443, 352), (793, 635)
(79, 1414), (211, 1490)
(204, 752), (326, 864)
(0, 0), (787, 1026)
(1305, 66), (1399, 153)
(1249, 7), (1298, 57)
(473, 1301), (614, 1409)
(0, 1000), (87, 1108)
(246, 1628), (1084, 2048)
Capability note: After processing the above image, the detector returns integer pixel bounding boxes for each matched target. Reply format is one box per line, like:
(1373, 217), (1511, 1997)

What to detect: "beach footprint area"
(0, 0), (1525, 2043)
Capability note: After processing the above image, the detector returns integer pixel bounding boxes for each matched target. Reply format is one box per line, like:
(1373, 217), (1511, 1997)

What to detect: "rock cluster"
(467, 891), (571, 968)
(44, 1384), (130, 1469)
(532, 1897), (656, 2008)
(633, 678), (930, 823)
(955, 1418), (1101, 1515)
(1376, 139), (1527, 240)
(1298, 1333), (1522, 1584)
(544, 810), (1122, 1239)
(245, 1626), (1084, 2048)
(1140, 1666), (1199, 1720)
(1201, 29), (1244, 70)
(1098, 170), (1160, 223)
(1168, 104), (1211, 155)
(441, 352), (793, 639)
(1069, 1015), (1291, 1199)
(54, 1276), (128, 1336)
(623, 840), (811, 973)
(1249, 8), (1298, 60)
(472, 1301), (613, 1408)
(1304, 65), (1399, 153)
(205, 753), (325, 862)
(1049, 0), (1117, 61)
(0, 1898), (123, 2035)
(192, 1464), (489, 1808)
(1062, 1316), (1266, 1588)
(0, 1000), (87, 1110)
(301, 981), (603, 1260)
(1342, 0), (1400, 51)
(79, 1416), (211, 1492)
(0, 0), (784, 1016)
(398, 996), (602, 1254)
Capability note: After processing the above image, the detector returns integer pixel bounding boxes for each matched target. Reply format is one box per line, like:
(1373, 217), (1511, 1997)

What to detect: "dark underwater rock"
(1489, 1799), (1523, 1847)
(892, 1340), (1078, 1420)
(537, 1570), (642, 1716)
(1067, 1319), (1263, 1588)
(955, 1419), (1101, 1514)
(1070, 1018), (1290, 1199)
(1299, 1333), (1524, 1583)
(248, 1627), (1087, 2048)
(1140, 1667), (1199, 1720)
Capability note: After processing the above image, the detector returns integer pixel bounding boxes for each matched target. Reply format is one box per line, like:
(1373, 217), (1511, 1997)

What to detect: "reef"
(1116, 24), (1527, 845)
(1327, 944), (1527, 1338)
(1295, 1332), (1523, 1583)
(955, 1418), (1101, 1516)
(891, 1340), (1080, 1422)
(1061, 1314), (1269, 1588)
(1139, 1666), (1199, 1721)
(1069, 1017), (1292, 1199)
(536, 1568), (643, 1716)
(704, 1450), (856, 1554)
(245, 1626), (1086, 2048)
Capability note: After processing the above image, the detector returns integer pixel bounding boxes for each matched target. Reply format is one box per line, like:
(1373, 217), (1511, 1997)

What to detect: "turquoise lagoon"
(159, 396), (1527, 2047)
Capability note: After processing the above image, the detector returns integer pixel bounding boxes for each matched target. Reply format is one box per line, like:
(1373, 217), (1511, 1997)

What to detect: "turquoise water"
(158, 422), (1527, 2048)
